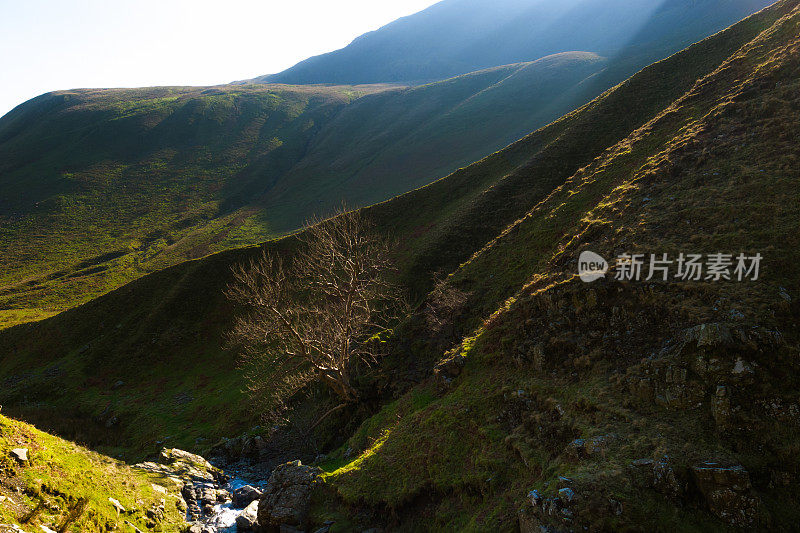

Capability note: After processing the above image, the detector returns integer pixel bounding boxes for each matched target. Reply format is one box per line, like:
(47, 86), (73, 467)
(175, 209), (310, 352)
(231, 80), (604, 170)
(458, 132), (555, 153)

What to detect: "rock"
(711, 385), (732, 428)
(566, 435), (615, 460)
(39, 526), (57, 533)
(233, 484), (264, 508)
(202, 503), (215, 515)
(257, 460), (321, 532)
(236, 499), (260, 530)
(685, 323), (733, 348)
(433, 348), (467, 387)
(628, 458), (655, 488)
(11, 448), (28, 463)
(653, 456), (683, 500)
(558, 487), (576, 503)
(109, 497), (126, 514)
(692, 462), (759, 527)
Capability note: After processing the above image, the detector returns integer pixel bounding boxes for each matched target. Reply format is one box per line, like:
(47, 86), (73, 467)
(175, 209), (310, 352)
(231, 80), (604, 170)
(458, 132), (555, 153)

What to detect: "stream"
(186, 464), (269, 533)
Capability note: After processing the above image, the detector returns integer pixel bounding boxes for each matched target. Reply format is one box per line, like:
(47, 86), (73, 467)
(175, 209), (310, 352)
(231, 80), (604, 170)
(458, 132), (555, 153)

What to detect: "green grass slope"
(0, 83), (391, 326)
(0, 0), (790, 470)
(0, 413), (186, 532)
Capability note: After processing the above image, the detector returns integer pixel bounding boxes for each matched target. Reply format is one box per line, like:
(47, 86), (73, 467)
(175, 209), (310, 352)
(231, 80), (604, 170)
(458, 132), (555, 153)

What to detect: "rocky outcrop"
(519, 476), (624, 531)
(134, 447), (228, 525)
(210, 433), (269, 463)
(691, 462), (760, 527)
(256, 460), (321, 532)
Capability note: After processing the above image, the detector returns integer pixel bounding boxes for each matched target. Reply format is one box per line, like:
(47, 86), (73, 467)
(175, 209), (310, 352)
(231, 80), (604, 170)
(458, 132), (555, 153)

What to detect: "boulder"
(692, 462), (759, 527)
(233, 484), (264, 508)
(236, 500), (260, 530)
(257, 460), (321, 532)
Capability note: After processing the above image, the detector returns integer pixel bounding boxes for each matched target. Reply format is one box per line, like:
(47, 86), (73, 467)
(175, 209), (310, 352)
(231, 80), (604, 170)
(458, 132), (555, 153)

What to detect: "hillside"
(256, 0), (773, 85)
(0, 53), (614, 328)
(0, 1), (779, 331)
(0, 0), (792, 458)
(0, 83), (391, 327)
(0, 0), (798, 530)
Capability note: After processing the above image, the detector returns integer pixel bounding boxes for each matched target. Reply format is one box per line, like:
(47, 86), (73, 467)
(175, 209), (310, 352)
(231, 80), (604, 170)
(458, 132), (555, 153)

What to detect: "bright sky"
(0, 0), (440, 118)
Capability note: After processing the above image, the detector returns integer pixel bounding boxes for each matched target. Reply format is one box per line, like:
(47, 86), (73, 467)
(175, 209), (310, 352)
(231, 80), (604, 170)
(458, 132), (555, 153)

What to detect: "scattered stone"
(10, 448), (28, 463)
(257, 460), (321, 531)
(39, 526), (57, 533)
(558, 487), (576, 503)
(566, 435), (616, 460)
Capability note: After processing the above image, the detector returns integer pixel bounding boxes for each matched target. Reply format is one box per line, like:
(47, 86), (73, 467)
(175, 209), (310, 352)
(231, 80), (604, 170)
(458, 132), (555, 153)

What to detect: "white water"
(192, 474), (267, 532)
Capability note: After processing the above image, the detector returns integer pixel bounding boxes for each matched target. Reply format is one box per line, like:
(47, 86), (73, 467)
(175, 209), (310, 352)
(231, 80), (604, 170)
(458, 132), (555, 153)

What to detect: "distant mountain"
(255, 0), (774, 85)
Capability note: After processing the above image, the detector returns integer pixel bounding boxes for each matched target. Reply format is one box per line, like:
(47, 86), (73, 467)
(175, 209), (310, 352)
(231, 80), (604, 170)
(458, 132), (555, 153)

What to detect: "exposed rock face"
(211, 433), (269, 462)
(257, 460), (321, 532)
(133, 447), (227, 524)
(692, 462), (760, 527)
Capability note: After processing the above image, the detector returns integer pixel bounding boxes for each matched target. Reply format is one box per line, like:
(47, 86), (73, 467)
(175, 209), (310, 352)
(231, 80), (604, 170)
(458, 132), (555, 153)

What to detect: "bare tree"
(226, 208), (404, 425)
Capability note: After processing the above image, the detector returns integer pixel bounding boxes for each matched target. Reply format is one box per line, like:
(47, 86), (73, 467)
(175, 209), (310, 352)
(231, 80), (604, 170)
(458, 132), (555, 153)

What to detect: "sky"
(0, 0), (440, 118)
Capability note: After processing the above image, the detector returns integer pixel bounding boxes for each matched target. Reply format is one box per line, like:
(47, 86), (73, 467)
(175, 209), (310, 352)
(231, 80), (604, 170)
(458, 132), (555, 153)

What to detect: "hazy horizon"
(0, 0), (440, 118)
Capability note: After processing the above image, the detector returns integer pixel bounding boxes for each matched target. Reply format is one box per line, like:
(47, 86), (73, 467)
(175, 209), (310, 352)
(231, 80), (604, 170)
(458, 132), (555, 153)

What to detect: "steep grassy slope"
(314, 4), (800, 530)
(0, 414), (186, 531)
(0, 0), (791, 471)
(258, 0), (773, 85)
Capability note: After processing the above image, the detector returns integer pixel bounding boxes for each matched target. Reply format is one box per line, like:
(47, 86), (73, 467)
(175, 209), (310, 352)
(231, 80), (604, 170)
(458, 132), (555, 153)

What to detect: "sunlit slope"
(0, 0), (790, 464)
(0, 83), (386, 325)
(0, 413), (186, 532)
